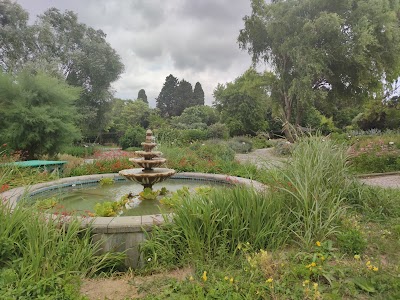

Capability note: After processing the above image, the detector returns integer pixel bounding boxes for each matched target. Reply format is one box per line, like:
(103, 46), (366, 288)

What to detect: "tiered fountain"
(119, 129), (176, 189)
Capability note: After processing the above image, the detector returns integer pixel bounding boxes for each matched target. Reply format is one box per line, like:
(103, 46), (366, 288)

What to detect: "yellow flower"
(316, 241), (321, 247)
(311, 262), (317, 267)
(266, 278), (273, 283)
(224, 276), (229, 281)
(189, 276), (194, 281)
(366, 261), (371, 266)
(302, 280), (310, 286)
(202, 271), (207, 282)
(373, 267), (379, 272)
(230, 277), (234, 284)
(354, 254), (360, 260)
(313, 283), (318, 289)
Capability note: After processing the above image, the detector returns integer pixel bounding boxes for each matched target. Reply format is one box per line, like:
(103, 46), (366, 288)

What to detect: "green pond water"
(30, 179), (220, 216)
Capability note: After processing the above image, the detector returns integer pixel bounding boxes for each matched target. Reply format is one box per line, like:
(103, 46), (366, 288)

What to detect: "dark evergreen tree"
(174, 79), (193, 116)
(193, 82), (205, 106)
(137, 88), (148, 104)
(156, 74), (178, 117)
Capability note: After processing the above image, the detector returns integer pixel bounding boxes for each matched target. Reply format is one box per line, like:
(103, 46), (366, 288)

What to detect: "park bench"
(5, 160), (67, 173)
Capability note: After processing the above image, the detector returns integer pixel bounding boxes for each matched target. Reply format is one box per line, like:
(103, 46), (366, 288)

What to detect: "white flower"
(147, 257), (152, 262)
(389, 141), (394, 145)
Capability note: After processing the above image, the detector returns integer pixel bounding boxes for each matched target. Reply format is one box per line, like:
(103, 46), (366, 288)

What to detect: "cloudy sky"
(15, 0), (256, 107)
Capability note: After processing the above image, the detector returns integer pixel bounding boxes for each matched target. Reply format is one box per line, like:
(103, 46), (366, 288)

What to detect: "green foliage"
(207, 123), (230, 139)
(34, 197), (58, 210)
(268, 137), (349, 246)
(239, 0), (400, 138)
(66, 158), (132, 176)
(139, 188), (159, 200)
(172, 105), (219, 127)
(250, 133), (275, 149)
(141, 187), (289, 268)
(137, 88), (148, 104)
(109, 99), (152, 133)
(337, 229), (367, 255)
(193, 82), (205, 106)
(0, 202), (124, 298)
(227, 136), (253, 153)
(348, 135), (400, 173)
(119, 126), (146, 149)
(61, 145), (95, 158)
(94, 195), (129, 217)
(0, 70), (81, 159)
(156, 75), (205, 118)
(213, 69), (269, 136)
(99, 177), (114, 186)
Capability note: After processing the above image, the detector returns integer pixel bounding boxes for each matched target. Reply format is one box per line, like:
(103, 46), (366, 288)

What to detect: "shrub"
(207, 123), (230, 140)
(227, 136), (253, 153)
(337, 229), (367, 255)
(61, 145), (95, 158)
(119, 126), (146, 149)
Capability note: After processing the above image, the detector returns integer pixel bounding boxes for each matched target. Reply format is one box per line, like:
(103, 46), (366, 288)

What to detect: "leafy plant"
(139, 188), (159, 200)
(99, 177), (114, 186)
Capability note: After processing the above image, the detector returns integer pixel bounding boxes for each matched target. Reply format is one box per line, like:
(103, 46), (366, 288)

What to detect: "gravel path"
(359, 175), (400, 189)
(236, 148), (400, 189)
(235, 148), (287, 169)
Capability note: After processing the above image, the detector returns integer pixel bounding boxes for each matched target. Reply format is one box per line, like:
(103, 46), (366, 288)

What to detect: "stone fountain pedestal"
(119, 129), (176, 189)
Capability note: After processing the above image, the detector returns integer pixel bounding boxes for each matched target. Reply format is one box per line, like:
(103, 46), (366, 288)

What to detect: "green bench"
(6, 160), (68, 173)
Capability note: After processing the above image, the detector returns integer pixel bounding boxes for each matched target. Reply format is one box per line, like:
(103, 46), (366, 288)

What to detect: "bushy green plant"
(337, 229), (367, 255)
(207, 123), (230, 140)
(139, 188), (159, 200)
(0, 202), (124, 298)
(227, 136), (253, 153)
(119, 126), (146, 149)
(99, 177), (114, 186)
(141, 187), (289, 268)
(268, 137), (349, 246)
(61, 145), (95, 158)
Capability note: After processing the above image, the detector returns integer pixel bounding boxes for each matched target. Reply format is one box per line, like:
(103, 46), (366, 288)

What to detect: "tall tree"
(175, 79), (193, 116)
(213, 69), (269, 136)
(137, 89), (148, 104)
(35, 8), (124, 138)
(239, 0), (400, 141)
(193, 82), (205, 106)
(0, 70), (81, 159)
(0, 4), (124, 139)
(0, 0), (35, 72)
(156, 74), (179, 117)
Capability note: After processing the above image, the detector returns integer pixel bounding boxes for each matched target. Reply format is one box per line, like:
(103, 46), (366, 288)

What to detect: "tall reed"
(270, 137), (349, 247)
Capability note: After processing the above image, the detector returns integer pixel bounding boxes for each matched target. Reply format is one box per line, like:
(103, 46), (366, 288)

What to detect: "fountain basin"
(1, 173), (265, 268)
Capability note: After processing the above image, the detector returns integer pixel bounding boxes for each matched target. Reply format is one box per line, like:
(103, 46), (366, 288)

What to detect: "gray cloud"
(15, 0), (253, 106)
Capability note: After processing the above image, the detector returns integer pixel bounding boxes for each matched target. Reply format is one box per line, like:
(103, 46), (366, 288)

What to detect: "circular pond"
(28, 178), (226, 217)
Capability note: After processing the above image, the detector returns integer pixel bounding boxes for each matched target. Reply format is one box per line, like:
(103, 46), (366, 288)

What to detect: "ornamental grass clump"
(0, 201), (124, 298)
(271, 137), (350, 247)
(141, 186), (290, 268)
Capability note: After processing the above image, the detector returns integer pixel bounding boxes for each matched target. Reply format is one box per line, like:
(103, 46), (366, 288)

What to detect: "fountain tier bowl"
(129, 157), (166, 169)
(119, 168), (176, 187)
